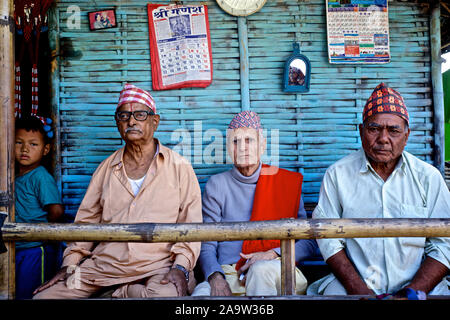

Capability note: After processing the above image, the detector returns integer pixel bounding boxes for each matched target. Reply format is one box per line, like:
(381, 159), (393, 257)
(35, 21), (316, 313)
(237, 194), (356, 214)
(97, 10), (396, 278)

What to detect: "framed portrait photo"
(88, 9), (117, 31)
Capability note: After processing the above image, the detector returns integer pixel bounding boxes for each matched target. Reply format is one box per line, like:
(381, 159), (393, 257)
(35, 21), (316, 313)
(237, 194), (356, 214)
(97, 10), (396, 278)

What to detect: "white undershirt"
(128, 175), (146, 196)
(127, 144), (159, 196)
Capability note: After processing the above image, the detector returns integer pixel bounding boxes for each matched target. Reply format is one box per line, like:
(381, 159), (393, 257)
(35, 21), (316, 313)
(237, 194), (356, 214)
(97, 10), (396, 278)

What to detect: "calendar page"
(147, 4), (213, 90)
(326, 0), (390, 64)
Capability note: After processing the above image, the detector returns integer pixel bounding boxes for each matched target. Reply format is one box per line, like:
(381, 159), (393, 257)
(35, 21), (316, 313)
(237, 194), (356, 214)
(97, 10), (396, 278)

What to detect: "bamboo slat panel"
(53, 0), (435, 216)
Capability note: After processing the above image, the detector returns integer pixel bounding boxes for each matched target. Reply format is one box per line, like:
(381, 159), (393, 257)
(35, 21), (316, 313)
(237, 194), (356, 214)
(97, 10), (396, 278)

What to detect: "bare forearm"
(406, 257), (449, 294)
(326, 250), (374, 295)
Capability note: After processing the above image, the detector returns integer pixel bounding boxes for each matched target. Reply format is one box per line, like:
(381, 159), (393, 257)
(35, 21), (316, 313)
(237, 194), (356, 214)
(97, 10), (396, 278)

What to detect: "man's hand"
(160, 268), (188, 296)
(208, 272), (232, 296)
(33, 266), (68, 295)
(237, 250), (278, 284)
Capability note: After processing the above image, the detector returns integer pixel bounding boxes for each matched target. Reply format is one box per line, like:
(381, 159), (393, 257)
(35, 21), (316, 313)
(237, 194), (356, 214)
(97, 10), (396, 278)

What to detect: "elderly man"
(33, 83), (202, 298)
(307, 83), (450, 298)
(192, 111), (320, 296)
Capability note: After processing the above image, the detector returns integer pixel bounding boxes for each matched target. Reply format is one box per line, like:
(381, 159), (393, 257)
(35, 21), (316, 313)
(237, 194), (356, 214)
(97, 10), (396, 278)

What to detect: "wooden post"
(0, 0), (15, 300)
(280, 239), (296, 296)
(48, 4), (62, 191)
(238, 16), (250, 111)
(430, 1), (445, 175)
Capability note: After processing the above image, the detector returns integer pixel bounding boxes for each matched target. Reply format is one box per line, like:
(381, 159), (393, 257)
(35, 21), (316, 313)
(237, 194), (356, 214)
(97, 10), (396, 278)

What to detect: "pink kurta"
(62, 139), (202, 287)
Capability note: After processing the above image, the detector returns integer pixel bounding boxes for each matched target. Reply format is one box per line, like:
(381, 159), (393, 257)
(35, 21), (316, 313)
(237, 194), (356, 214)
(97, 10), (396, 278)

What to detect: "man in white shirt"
(307, 83), (450, 298)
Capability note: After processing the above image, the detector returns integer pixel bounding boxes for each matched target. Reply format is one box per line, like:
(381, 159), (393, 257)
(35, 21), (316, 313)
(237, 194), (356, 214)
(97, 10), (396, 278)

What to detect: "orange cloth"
(235, 164), (303, 270)
(61, 139), (202, 287)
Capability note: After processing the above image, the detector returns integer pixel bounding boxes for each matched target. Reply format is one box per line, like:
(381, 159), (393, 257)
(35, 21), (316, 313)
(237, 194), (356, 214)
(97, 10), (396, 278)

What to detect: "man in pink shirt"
(33, 84), (202, 299)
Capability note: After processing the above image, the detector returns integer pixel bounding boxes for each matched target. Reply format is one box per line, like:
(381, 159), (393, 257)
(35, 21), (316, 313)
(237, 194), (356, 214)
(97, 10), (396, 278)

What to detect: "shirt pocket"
(140, 183), (181, 223)
(400, 204), (428, 218)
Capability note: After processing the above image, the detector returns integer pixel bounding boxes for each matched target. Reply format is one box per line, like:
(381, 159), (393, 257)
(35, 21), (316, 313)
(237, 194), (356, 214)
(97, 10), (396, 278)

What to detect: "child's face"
(15, 128), (50, 174)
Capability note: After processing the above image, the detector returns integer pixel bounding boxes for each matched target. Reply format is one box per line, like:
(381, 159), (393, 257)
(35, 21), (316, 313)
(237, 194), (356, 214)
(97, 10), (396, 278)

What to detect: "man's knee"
(33, 289), (52, 300)
(248, 259), (279, 279)
(33, 280), (98, 299)
(125, 279), (179, 298)
(33, 283), (65, 299)
(246, 260), (279, 289)
(191, 281), (211, 296)
(149, 282), (178, 297)
(323, 278), (348, 295)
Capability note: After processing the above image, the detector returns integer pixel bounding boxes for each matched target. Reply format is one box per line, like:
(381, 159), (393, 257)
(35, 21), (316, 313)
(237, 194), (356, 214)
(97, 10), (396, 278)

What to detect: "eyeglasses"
(115, 110), (154, 122)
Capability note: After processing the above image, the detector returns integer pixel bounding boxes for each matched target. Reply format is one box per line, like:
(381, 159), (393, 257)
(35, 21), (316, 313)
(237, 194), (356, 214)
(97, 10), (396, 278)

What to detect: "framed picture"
(88, 9), (117, 31)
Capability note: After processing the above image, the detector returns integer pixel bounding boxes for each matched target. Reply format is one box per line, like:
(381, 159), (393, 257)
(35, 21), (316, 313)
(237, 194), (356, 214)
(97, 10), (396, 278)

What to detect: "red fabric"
(235, 164), (303, 271)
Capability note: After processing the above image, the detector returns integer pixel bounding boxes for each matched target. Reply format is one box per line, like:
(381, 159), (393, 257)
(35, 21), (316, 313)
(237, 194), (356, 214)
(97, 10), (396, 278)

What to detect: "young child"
(14, 116), (64, 299)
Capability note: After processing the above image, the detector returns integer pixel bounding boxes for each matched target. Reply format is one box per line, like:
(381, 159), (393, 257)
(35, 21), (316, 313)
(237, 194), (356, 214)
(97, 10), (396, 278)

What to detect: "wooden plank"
(54, 0), (436, 218)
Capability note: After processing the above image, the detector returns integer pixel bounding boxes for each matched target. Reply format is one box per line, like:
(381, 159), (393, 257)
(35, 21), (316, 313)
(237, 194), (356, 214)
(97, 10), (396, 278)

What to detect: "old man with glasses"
(34, 83), (202, 299)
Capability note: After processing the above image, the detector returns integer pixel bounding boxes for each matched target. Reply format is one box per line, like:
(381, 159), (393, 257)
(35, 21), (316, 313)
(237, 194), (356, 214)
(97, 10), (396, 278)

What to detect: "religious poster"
(147, 4), (213, 90)
(326, 0), (390, 64)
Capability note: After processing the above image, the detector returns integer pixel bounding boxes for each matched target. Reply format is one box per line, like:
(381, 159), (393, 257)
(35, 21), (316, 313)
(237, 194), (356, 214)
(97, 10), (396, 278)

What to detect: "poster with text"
(326, 0), (390, 64)
(148, 4), (213, 90)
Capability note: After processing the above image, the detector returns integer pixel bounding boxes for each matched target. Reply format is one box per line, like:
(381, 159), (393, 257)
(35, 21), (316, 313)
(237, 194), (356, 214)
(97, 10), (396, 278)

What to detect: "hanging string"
(14, 0), (55, 138)
(14, 0), (54, 122)
(31, 0), (42, 117)
(15, 62), (22, 118)
(14, 0), (27, 118)
(31, 64), (38, 116)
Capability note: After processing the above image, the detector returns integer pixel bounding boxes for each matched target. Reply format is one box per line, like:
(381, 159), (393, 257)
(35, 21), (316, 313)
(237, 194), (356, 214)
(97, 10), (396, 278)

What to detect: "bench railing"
(1, 217), (450, 297)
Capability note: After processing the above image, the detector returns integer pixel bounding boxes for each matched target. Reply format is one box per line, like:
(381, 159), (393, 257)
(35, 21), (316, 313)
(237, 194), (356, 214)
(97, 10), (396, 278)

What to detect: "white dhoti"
(192, 259), (307, 296)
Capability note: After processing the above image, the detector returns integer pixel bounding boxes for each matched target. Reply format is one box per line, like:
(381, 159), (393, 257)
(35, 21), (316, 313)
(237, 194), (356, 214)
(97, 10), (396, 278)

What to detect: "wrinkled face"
(359, 113), (410, 166)
(227, 127), (266, 169)
(15, 128), (50, 172)
(115, 102), (159, 144)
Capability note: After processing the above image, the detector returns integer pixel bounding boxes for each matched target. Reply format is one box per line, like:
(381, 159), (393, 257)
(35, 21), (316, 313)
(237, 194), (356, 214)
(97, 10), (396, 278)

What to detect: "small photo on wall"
(88, 9), (117, 31)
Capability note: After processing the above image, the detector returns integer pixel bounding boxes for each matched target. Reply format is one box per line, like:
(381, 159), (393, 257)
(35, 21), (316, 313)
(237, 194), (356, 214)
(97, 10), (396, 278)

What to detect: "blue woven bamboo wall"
(51, 0), (434, 217)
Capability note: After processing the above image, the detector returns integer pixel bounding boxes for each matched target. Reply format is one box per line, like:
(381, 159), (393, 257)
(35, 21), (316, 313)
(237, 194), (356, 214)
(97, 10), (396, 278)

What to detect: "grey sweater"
(199, 163), (320, 279)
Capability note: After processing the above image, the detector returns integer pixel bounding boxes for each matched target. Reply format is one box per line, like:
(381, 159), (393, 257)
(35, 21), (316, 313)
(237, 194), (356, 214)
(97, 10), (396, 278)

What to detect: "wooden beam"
(280, 239), (296, 296)
(0, 0), (15, 300)
(2, 219), (450, 243)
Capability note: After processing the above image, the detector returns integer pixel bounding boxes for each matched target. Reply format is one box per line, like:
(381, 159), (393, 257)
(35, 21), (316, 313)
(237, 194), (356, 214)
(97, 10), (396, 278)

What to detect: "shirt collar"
(359, 148), (407, 175)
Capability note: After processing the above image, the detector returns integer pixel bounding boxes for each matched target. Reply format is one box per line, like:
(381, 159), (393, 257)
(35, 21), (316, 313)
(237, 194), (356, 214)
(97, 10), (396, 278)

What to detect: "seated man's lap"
(33, 278), (100, 299)
(34, 267), (187, 299)
(113, 273), (178, 298)
(193, 259), (307, 296)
